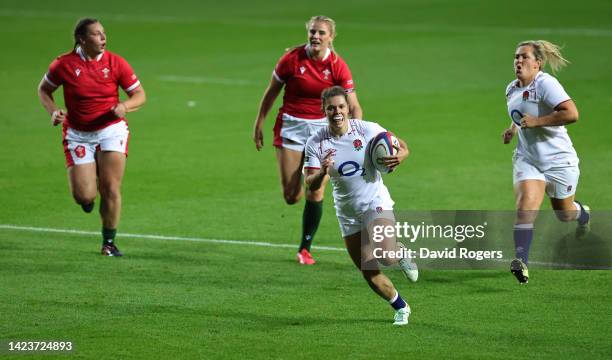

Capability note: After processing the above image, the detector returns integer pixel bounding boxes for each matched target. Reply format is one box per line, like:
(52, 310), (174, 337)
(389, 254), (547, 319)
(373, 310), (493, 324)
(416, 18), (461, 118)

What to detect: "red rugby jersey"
(273, 45), (355, 119)
(44, 47), (141, 131)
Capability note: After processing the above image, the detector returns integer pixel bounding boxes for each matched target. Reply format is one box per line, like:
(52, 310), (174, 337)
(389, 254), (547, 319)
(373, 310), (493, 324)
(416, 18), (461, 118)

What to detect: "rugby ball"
(368, 131), (400, 174)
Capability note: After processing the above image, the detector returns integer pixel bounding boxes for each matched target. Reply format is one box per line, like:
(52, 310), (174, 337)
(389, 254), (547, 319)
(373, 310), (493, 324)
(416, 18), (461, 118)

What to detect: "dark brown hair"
(73, 18), (99, 49)
(321, 86), (348, 110)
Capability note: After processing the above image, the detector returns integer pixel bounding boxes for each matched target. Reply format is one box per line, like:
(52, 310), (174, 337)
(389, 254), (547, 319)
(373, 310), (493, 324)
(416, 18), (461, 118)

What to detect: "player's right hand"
(320, 152), (335, 175)
(253, 126), (264, 151)
(502, 128), (514, 144)
(51, 109), (67, 126)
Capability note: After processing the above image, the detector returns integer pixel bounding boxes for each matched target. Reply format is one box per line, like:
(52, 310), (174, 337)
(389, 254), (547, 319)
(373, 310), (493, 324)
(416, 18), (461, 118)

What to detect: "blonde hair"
(305, 15), (337, 55)
(518, 40), (570, 74)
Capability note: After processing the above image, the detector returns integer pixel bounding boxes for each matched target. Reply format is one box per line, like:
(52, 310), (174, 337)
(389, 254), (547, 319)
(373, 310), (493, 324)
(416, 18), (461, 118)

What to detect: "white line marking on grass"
(0, 224), (345, 252)
(158, 75), (257, 86)
(1, 224), (609, 269)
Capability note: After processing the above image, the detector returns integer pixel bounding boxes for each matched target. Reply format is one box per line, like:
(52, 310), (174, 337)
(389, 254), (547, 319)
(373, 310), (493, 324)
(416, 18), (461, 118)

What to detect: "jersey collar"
(513, 71), (543, 89)
(76, 46), (105, 62)
(305, 44), (331, 61)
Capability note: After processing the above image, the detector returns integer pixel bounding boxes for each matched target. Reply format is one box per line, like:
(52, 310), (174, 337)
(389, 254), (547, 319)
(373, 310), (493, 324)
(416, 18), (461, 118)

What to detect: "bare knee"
(516, 210), (538, 225)
(284, 194), (301, 205)
(99, 181), (122, 201)
(516, 194), (541, 210)
(73, 192), (96, 206)
(516, 196), (542, 223)
(283, 187), (302, 205)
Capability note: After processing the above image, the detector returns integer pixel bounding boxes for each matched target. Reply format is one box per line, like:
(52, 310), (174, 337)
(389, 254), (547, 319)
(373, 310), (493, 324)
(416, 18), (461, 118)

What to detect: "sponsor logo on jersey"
(299, 66), (306, 74)
(322, 69), (331, 80)
(338, 160), (365, 177)
(74, 145), (86, 158)
(353, 139), (363, 151)
(567, 185), (572, 192)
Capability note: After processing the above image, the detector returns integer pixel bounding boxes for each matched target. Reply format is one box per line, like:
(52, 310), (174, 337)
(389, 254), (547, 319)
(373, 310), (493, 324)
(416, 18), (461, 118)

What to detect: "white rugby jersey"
(506, 71), (578, 170)
(304, 119), (394, 217)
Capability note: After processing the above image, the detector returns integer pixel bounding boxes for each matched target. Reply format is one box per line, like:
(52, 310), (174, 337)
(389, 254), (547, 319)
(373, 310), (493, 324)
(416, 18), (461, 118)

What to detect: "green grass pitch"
(1, 0), (611, 358)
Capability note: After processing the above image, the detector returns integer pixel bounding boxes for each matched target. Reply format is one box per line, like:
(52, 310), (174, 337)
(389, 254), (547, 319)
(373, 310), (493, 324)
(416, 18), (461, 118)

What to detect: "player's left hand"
(520, 114), (540, 128)
(382, 146), (408, 170)
(112, 103), (128, 118)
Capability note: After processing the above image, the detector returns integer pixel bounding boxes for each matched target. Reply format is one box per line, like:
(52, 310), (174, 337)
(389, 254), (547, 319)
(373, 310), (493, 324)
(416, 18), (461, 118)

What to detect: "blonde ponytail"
(518, 40), (570, 74)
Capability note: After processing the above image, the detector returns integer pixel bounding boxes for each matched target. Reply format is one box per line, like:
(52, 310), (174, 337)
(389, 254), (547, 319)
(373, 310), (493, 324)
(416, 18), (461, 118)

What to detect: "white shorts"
(513, 156), (580, 199)
(337, 192), (395, 237)
(62, 120), (130, 167)
(276, 113), (327, 152)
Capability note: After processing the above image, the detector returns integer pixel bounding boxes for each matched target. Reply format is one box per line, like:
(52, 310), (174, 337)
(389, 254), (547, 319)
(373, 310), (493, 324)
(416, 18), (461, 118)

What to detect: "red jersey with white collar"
(44, 47), (141, 131)
(273, 45), (355, 119)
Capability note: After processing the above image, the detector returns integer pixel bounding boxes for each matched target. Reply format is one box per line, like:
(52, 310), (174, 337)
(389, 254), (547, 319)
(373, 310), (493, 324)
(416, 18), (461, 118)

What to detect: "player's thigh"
(514, 180), (545, 224)
(514, 179), (545, 223)
(94, 120), (129, 189)
(366, 211), (399, 266)
(97, 151), (126, 192)
(365, 191), (396, 245)
(513, 156), (546, 208)
(275, 146), (304, 191)
(368, 215), (397, 250)
(344, 230), (379, 271)
(344, 231), (364, 268)
(67, 163), (97, 199)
